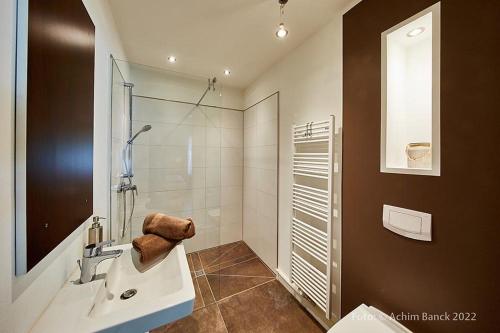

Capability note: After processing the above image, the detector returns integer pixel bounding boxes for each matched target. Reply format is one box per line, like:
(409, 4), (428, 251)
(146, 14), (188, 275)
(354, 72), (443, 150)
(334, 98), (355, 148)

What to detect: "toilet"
(328, 304), (412, 333)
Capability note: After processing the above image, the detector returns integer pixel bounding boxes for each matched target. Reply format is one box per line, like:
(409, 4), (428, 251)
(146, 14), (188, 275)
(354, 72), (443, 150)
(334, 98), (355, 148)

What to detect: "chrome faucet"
(78, 240), (123, 284)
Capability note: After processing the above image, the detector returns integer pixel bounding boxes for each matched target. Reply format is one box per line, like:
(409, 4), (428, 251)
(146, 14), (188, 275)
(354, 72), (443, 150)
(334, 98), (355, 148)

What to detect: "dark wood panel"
(342, 0), (500, 332)
(26, 0), (95, 270)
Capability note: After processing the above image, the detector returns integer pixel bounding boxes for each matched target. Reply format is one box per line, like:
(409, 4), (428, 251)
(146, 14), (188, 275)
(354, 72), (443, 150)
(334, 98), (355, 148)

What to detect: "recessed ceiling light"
(167, 55), (176, 63)
(276, 23), (288, 39)
(407, 27), (425, 37)
(224, 69), (231, 76)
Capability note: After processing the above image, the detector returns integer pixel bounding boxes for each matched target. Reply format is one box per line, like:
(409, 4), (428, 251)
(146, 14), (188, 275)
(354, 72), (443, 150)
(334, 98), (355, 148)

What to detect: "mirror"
(15, 0), (95, 274)
(381, 2), (440, 176)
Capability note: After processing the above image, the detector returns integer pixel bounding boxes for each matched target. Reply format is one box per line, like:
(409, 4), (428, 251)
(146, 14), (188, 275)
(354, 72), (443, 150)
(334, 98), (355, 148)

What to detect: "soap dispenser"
(88, 216), (105, 245)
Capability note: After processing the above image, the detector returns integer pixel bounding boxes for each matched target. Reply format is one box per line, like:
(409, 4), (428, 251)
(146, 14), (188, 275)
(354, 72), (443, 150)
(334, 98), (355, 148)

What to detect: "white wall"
(386, 34), (433, 168)
(243, 3), (355, 319)
(0, 1), (127, 331)
(243, 94), (278, 270)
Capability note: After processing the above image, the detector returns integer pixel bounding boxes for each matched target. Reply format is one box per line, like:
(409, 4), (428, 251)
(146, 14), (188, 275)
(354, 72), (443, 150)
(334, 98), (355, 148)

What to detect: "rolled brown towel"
(132, 234), (179, 264)
(143, 213), (196, 240)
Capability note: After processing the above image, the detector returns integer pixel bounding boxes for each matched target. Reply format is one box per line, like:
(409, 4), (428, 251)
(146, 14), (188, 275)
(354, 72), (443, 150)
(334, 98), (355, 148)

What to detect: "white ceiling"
(107, 0), (351, 88)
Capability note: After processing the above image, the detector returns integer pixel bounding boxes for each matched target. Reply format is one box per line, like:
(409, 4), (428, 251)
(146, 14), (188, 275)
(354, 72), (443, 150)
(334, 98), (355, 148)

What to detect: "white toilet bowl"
(328, 304), (412, 333)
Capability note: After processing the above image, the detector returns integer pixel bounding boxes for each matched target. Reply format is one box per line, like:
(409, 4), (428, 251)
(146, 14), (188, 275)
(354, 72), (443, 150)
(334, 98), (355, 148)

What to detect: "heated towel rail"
(291, 117), (334, 319)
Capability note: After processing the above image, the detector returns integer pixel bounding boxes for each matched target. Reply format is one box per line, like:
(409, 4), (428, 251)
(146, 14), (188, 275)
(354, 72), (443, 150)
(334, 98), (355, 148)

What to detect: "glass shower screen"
(110, 59), (223, 253)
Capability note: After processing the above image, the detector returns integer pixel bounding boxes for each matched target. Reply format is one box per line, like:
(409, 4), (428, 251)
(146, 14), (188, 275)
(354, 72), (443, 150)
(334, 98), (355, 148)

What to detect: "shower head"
(127, 125), (152, 144)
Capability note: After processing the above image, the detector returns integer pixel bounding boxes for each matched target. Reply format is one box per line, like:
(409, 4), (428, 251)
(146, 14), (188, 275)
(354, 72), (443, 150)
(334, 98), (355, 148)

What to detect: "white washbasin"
(31, 243), (194, 333)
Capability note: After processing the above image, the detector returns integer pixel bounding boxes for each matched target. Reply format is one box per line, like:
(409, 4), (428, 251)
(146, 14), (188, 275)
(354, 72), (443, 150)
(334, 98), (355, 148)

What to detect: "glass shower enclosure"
(110, 58), (225, 254)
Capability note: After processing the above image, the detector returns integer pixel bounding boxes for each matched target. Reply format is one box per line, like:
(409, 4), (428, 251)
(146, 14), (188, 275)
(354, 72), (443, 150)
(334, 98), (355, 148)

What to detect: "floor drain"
(194, 269), (205, 277)
(120, 289), (137, 300)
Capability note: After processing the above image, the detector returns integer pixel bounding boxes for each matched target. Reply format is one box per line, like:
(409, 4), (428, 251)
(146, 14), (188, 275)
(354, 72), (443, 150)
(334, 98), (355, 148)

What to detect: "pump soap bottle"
(88, 216), (105, 244)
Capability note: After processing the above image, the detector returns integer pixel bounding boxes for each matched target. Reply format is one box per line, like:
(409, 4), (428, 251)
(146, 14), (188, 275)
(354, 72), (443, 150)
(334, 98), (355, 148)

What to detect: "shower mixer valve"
(117, 182), (138, 195)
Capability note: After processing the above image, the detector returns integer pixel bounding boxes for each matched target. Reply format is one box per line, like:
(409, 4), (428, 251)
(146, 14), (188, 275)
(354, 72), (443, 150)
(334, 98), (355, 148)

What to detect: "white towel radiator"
(291, 116), (335, 319)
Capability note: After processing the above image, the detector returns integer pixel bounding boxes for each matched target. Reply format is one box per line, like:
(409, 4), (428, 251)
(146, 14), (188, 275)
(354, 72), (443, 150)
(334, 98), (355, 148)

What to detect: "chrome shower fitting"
(210, 77), (217, 91)
(196, 77), (217, 106)
(127, 125), (152, 144)
(122, 124), (152, 179)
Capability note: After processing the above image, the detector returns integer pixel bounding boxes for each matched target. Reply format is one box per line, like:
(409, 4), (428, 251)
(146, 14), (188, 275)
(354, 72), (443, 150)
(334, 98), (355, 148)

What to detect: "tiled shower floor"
(152, 241), (325, 333)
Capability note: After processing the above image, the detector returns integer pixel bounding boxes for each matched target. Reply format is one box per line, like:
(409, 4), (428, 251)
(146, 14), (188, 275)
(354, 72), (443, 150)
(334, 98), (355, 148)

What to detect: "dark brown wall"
(26, 0), (95, 270)
(342, 0), (500, 332)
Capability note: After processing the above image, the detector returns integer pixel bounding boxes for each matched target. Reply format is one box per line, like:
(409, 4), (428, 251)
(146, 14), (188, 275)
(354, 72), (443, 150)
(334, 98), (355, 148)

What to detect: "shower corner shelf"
(291, 116), (335, 320)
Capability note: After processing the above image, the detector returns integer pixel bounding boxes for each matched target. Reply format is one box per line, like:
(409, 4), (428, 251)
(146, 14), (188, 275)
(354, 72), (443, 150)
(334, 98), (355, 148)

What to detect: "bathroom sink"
(31, 243), (194, 333)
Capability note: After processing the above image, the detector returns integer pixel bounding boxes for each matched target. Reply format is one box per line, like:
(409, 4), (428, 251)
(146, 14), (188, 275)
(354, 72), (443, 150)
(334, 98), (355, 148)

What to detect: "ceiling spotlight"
(167, 55), (176, 63)
(407, 27), (425, 37)
(224, 69), (231, 76)
(275, 0), (289, 39)
(276, 23), (288, 39)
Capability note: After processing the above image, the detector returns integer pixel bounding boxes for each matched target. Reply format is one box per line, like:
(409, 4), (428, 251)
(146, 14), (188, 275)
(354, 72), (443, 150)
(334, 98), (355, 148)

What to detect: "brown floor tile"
(178, 242), (323, 333)
(218, 280), (325, 333)
(187, 254), (194, 272)
(192, 273), (204, 310)
(209, 257), (275, 278)
(191, 252), (203, 271)
(204, 253), (256, 274)
(204, 250), (275, 301)
(197, 241), (241, 268)
(152, 304), (227, 333)
(213, 242), (256, 266)
(206, 274), (274, 301)
(197, 275), (215, 306)
(199, 241), (257, 270)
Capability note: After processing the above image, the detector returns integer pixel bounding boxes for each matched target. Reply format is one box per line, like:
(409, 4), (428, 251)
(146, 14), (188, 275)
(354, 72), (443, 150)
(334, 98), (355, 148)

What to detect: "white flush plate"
(383, 205), (431, 241)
